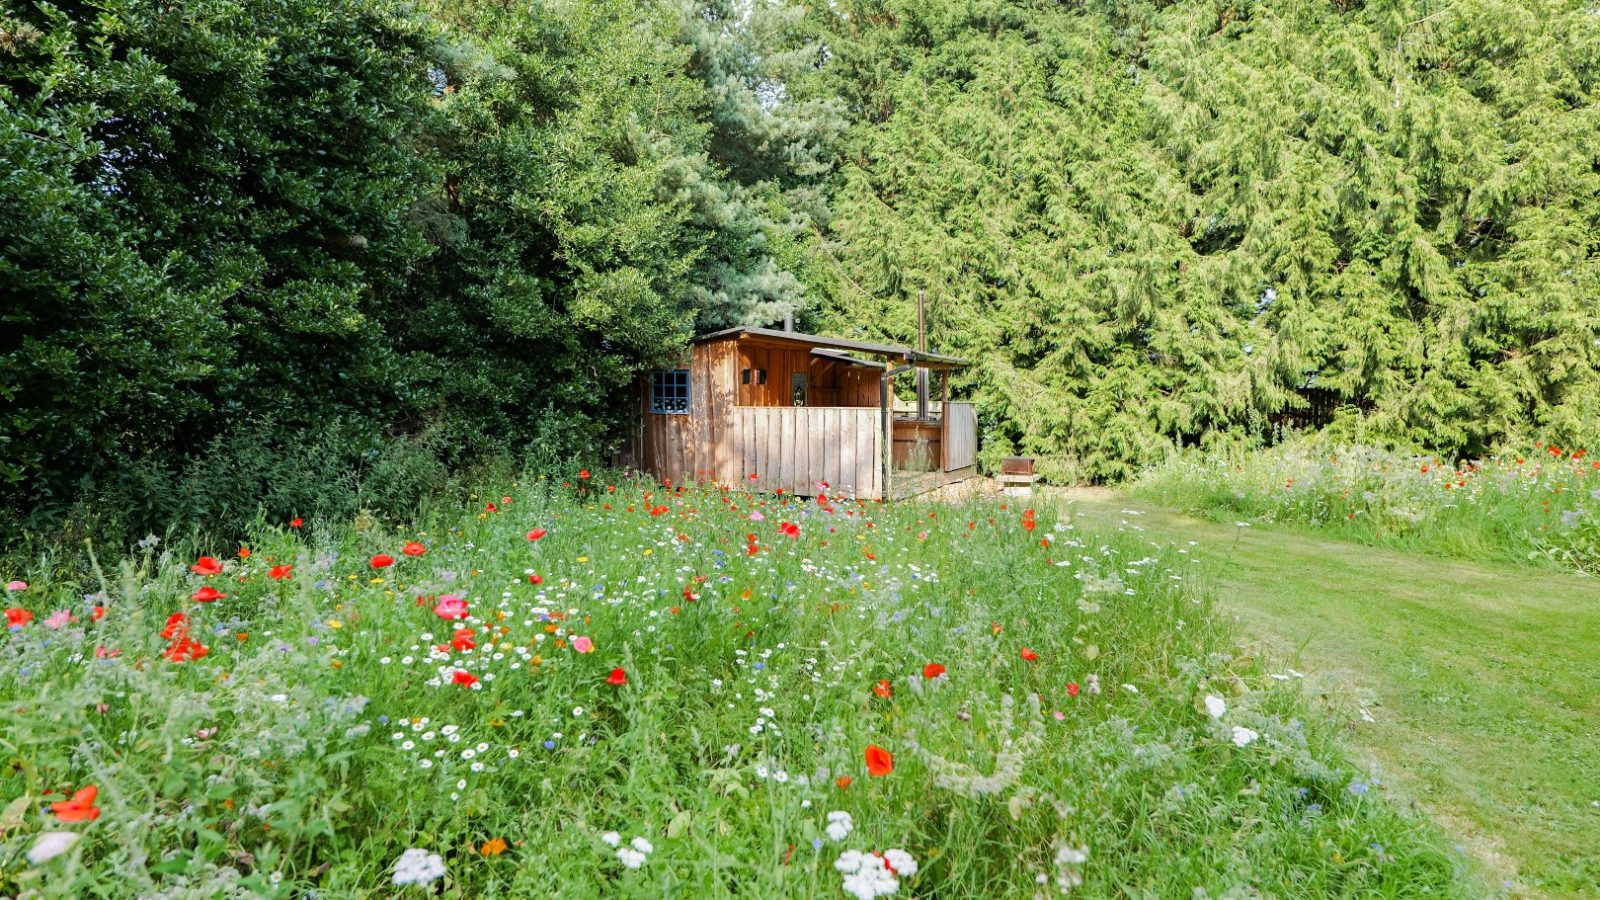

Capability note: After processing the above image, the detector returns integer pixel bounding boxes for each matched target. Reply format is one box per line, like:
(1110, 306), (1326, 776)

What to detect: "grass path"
(1057, 488), (1599, 898)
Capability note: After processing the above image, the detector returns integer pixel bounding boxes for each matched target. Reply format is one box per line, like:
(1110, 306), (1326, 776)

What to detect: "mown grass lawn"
(1064, 488), (1600, 899)
(0, 477), (1469, 897)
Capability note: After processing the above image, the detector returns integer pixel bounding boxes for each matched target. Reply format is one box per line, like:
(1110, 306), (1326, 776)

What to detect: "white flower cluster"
(1204, 695), (1227, 719)
(825, 810), (853, 842)
(602, 831), (654, 869)
(1201, 693), (1259, 747)
(27, 831), (80, 864)
(835, 848), (917, 899)
(391, 848), (446, 887)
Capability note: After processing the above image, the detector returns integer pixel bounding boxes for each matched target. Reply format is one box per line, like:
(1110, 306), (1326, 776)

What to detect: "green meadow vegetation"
(1134, 441), (1600, 573)
(1065, 485), (1600, 898)
(0, 478), (1474, 896)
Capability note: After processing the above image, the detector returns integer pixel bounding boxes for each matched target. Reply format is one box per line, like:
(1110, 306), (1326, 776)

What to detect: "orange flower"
(922, 663), (946, 680)
(480, 837), (508, 856)
(50, 786), (101, 822)
(865, 744), (893, 777)
(873, 680), (892, 698)
(1020, 647), (1038, 661)
(402, 541), (427, 557)
(237, 547), (251, 559)
(835, 776), (853, 790)
(268, 564), (293, 581)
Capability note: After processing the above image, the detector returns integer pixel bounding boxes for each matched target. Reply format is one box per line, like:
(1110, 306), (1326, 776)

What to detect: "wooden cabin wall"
(637, 338), (737, 485)
(735, 340), (811, 407)
(736, 339), (879, 408)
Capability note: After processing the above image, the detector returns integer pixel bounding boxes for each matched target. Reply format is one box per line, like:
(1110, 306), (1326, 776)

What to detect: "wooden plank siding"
(734, 406), (881, 498)
(942, 402), (977, 471)
(631, 333), (971, 500)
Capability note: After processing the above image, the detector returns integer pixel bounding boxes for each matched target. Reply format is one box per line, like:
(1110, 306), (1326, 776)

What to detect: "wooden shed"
(620, 326), (977, 500)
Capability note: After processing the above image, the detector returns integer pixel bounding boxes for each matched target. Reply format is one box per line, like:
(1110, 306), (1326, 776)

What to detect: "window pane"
(650, 370), (690, 414)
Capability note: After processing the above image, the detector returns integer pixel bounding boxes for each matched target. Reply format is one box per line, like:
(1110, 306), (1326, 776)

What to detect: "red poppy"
(164, 635), (209, 662)
(370, 554), (395, 569)
(5, 607), (32, 628)
(268, 564), (293, 581)
(402, 541), (427, 557)
(485, 502), (498, 513)
(190, 586), (227, 603)
(161, 612), (191, 640)
(779, 522), (800, 538)
(1022, 518), (1036, 532)
(650, 505), (670, 516)
(873, 680), (893, 698)
(91, 605), (107, 621)
(528, 574), (543, 585)
(1020, 647), (1038, 661)
(579, 469), (591, 480)
(922, 663), (946, 680)
(527, 528), (547, 541)
(865, 744), (894, 777)
(289, 517), (304, 529)
(190, 556), (223, 576)
(606, 667), (627, 686)
(1066, 682), (1080, 697)
(50, 786), (101, 822)
(451, 628), (476, 652)
(835, 776), (852, 790)
(452, 669), (479, 687)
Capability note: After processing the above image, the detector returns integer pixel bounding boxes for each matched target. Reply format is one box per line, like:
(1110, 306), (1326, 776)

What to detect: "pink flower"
(42, 609), (71, 629)
(433, 595), (469, 620)
(748, 511), (765, 522)
(572, 635), (594, 654)
(5, 580), (26, 592)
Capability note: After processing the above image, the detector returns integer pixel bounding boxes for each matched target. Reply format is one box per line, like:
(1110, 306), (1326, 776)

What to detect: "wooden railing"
(733, 406), (882, 498)
(942, 402), (976, 471)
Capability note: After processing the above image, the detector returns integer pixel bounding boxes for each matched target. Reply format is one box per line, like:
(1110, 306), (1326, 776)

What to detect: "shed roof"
(693, 326), (968, 369)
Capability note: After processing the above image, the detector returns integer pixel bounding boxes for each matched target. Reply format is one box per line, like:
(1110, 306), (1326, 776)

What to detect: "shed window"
(649, 369), (691, 414)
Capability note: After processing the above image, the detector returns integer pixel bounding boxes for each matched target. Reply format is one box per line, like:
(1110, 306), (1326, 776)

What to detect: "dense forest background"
(4, 0), (1600, 544)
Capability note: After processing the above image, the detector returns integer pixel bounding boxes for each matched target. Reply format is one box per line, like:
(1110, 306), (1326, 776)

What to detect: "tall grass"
(0, 475), (1471, 896)
(1135, 443), (1600, 574)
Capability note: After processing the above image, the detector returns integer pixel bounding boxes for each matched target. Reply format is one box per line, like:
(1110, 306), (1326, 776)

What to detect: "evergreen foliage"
(803, 0), (1600, 480)
(5, 0), (1600, 545)
(0, 0), (828, 546)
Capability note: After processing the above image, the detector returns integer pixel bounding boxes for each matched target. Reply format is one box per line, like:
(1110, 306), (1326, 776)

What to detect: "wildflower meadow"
(0, 474), (1470, 897)
(1135, 442), (1600, 574)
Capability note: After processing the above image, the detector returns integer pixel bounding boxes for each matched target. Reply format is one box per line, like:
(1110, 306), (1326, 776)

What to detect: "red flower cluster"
(160, 611), (208, 661)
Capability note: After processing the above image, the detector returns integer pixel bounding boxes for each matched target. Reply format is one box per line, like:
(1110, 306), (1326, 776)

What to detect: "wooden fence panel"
(733, 407), (882, 498)
(942, 402), (977, 471)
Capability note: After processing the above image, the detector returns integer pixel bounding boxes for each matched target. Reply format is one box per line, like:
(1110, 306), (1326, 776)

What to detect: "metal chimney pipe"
(782, 314), (794, 332)
(915, 289), (930, 421)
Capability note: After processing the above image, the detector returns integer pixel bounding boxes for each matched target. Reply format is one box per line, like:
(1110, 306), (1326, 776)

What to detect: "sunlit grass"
(1134, 443), (1600, 573)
